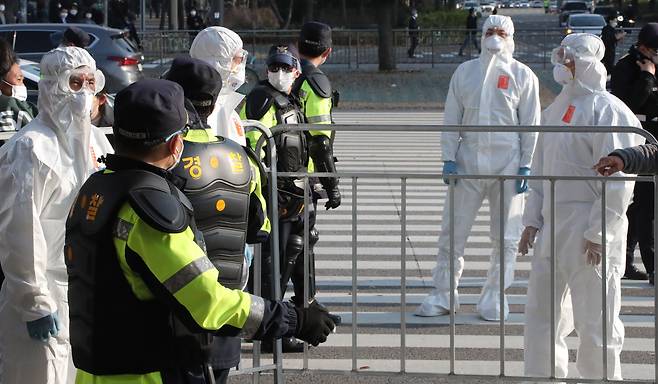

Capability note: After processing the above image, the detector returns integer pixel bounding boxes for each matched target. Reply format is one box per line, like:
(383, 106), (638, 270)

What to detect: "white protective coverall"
(0, 47), (113, 384)
(523, 33), (643, 380)
(416, 15), (540, 321)
(189, 26), (248, 146)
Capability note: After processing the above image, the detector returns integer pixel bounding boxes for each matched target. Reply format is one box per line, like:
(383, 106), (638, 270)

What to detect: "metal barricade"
(137, 28), (640, 69)
(262, 123), (657, 383)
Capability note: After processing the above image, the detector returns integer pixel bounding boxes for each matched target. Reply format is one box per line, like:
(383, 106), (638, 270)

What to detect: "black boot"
(261, 337), (304, 353)
(650, 273), (654, 285)
(624, 265), (648, 280)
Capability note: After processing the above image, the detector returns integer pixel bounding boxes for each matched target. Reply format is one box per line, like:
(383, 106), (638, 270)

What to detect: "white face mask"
(60, 12), (68, 19)
(70, 9), (78, 16)
(610, 20), (618, 27)
(227, 63), (246, 91)
(190, 10), (196, 16)
(85, 13), (92, 19)
(553, 63), (573, 85)
(484, 36), (505, 54)
(213, 12), (220, 18)
(167, 143), (183, 171)
(0, 5), (6, 12)
(4, 80), (27, 101)
(70, 90), (94, 119)
(268, 70), (296, 93)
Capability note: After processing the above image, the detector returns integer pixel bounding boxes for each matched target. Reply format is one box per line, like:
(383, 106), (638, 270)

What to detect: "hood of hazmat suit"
(190, 26), (247, 146)
(0, 46), (112, 383)
(522, 33), (644, 380)
(443, 14), (540, 175)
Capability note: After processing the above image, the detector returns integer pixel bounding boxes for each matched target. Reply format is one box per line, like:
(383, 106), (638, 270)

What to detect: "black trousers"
(626, 180), (655, 274)
(250, 196), (317, 302)
(408, 36), (419, 57)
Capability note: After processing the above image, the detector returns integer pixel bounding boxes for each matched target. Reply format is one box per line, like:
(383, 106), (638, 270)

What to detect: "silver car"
(0, 23), (144, 93)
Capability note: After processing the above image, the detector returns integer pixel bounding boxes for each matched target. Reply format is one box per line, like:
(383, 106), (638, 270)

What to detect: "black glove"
(325, 187), (341, 210)
(293, 303), (335, 346)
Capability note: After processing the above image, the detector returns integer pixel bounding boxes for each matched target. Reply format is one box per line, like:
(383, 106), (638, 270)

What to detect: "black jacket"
(612, 143), (658, 175)
(466, 14), (478, 31)
(600, 25), (618, 73)
(408, 16), (419, 37)
(611, 46), (658, 137)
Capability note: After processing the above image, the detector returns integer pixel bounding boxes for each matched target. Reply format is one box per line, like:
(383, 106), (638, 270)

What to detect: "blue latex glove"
(516, 167), (531, 194)
(26, 312), (59, 342)
(244, 245), (254, 268)
(442, 161), (458, 185)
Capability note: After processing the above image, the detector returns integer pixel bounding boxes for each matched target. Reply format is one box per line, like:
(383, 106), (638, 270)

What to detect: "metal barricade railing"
(137, 28), (641, 69)
(1, 122), (655, 383)
(261, 123), (657, 384)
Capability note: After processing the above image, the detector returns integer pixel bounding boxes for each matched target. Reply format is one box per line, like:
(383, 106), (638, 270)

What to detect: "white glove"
(518, 226), (539, 256)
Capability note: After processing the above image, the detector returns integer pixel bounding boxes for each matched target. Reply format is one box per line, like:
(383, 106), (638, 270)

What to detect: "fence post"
(431, 30), (435, 68)
(356, 31), (360, 69)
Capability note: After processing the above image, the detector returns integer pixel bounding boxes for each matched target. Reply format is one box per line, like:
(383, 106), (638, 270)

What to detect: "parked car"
(463, 1), (483, 14)
(565, 13), (606, 36)
(518, 1), (531, 7)
(531, 0), (544, 7)
(559, 1), (590, 26)
(480, 0), (496, 12)
(0, 23), (144, 93)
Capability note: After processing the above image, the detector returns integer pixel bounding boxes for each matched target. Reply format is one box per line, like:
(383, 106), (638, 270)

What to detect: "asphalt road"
(232, 111), (656, 383)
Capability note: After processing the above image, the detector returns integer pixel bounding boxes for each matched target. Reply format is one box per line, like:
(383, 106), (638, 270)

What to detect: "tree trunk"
(269, 0), (285, 26)
(341, 0), (347, 26)
(302, 0), (313, 23)
(376, 0), (396, 71)
(283, 0), (294, 29)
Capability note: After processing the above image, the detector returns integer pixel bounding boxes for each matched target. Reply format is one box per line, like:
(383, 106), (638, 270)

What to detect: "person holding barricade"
(519, 33), (643, 380)
(416, 15), (540, 321)
(610, 23), (658, 284)
(65, 79), (336, 384)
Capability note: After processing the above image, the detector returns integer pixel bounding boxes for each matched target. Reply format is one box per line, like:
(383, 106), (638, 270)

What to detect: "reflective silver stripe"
(637, 114), (647, 122)
(238, 294), (265, 339)
(162, 257), (215, 294)
(114, 219), (133, 241)
(307, 114), (332, 123)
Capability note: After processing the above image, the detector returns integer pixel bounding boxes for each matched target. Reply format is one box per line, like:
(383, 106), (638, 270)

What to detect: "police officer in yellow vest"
(65, 79), (336, 383)
(240, 44), (327, 352)
(163, 56), (272, 384)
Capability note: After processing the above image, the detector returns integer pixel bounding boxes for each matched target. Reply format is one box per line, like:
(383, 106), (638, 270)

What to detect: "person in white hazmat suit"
(0, 46), (113, 384)
(189, 26), (249, 146)
(415, 15), (540, 321)
(519, 33), (643, 380)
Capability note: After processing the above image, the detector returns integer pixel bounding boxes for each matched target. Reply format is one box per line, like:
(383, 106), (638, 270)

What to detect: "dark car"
(0, 23), (144, 93)
(593, 5), (636, 29)
(559, 1), (590, 26)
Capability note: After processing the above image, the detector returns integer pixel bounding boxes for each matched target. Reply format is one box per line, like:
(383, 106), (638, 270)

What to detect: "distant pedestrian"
(601, 14), (626, 74)
(459, 8), (480, 56)
(408, 8), (420, 58)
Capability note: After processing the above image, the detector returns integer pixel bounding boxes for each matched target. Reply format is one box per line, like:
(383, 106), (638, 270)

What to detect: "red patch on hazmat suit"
(562, 105), (576, 123)
(497, 75), (510, 90)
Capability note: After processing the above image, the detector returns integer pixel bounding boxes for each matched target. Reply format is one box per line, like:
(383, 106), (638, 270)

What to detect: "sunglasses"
(268, 64), (295, 73)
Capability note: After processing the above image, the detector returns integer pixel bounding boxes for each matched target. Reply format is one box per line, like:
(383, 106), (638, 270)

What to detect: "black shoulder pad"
(245, 86), (276, 121)
(128, 187), (189, 233)
(306, 69), (332, 99)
